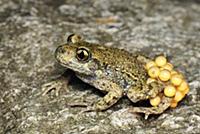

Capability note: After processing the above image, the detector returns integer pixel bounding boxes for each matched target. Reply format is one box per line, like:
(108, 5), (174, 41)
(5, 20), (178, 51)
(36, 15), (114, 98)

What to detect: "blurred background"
(0, 0), (200, 133)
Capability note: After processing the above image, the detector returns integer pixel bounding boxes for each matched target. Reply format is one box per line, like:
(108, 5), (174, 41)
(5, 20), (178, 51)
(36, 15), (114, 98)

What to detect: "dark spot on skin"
(56, 46), (66, 54)
(112, 95), (118, 100)
(107, 101), (111, 105)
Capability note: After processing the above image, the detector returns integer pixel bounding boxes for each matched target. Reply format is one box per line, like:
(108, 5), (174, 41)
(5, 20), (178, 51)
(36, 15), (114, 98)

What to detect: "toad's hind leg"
(127, 81), (164, 103)
(78, 77), (123, 111)
(127, 81), (172, 118)
(128, 96), (172, 119)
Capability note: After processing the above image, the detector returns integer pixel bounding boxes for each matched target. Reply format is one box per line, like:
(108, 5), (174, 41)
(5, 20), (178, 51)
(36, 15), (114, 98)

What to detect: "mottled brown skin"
(43, 34), (172, 117)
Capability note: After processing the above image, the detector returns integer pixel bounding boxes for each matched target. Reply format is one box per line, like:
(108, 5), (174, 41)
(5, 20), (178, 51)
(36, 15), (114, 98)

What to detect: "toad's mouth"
(56, 57), (92, 76)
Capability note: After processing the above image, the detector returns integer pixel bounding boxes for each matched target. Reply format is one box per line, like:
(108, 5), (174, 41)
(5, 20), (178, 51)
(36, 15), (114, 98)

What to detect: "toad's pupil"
(77, 49), (90, 61)
(78, 51), (85, 60)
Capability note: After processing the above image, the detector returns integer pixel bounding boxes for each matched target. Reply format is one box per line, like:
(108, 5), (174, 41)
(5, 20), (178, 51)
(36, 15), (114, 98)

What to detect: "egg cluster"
(145, 56), (189, 108)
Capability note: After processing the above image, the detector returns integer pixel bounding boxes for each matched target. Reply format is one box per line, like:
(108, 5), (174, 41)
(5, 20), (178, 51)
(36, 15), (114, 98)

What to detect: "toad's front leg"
(41, 71), (73, 96)
(80, 79), (123, 111)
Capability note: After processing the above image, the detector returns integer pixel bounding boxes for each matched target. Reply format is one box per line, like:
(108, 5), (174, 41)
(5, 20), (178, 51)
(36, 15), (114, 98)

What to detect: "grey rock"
(0, 0), (200, 133)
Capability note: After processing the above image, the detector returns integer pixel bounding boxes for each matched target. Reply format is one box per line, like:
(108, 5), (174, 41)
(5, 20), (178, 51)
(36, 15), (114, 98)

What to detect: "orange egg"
(177, 80), (188, 92)
(171, 70), (178, 76)
(150, 96), (161, 107)
(148, 66), (160, 78)
(164, 85), (176, 97)
(171, 74), (183, 86)
(155, 56), (167, 67)
(162, 63), (173, 71)
(170, 100), (178, 108)
(174, 90), (184, 102)
(159, 69), (171, 81)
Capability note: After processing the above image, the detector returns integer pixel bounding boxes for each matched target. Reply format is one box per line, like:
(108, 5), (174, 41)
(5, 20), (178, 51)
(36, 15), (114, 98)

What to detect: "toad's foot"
(128, 96), (172, 119)
(76, 100), (112, 114)
(73, 103), (96, 115)
(79, 106), (96, 114)
(42, 80), (63, 96)
(78, 94), (121, 114)
(42, 75), (70, 96)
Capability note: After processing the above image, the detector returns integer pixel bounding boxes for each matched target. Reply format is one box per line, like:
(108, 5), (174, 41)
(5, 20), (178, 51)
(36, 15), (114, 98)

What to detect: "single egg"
(159, 69), (171, 81)
(148, 66), (160, 78)
(174, 90), (184, 102)
(155, 56), (167, 67)
(162, 63), (173, 71)
(164, 85), (176, 97)
(177, 80), (188, 92)
(171, 74), (183, 86)
(150, 96), (161, 107)
(171, 70), (177, 75)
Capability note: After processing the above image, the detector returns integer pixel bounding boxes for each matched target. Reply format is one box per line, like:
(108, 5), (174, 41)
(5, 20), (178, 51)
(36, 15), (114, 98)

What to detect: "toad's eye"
(76, 47), (91, 62)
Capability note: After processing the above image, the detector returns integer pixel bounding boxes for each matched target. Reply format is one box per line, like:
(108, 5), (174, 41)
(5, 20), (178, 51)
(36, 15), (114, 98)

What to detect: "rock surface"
(0, 0), (200, 133)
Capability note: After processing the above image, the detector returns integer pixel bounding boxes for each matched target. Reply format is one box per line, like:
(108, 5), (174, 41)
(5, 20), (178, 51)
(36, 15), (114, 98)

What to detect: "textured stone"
(0, 0), (200, 133)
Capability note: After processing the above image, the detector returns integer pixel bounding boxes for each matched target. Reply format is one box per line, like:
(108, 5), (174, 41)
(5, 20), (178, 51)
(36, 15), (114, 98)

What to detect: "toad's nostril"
(60, 48), (66, 54)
